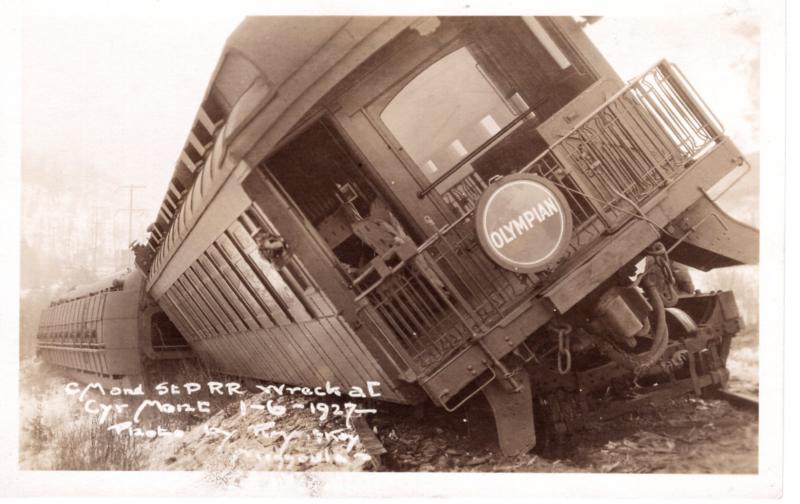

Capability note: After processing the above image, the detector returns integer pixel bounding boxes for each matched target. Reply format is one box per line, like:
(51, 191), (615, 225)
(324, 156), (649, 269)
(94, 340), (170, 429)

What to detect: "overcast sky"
(20, 9), (760, 246)
(585, 15), (759, 154)
(22, 14), (244, 213)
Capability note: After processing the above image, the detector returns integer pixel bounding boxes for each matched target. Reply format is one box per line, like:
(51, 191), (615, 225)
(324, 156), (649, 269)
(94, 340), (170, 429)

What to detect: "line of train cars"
(38, 16), (758, 453)
(36, 269), (192, 387)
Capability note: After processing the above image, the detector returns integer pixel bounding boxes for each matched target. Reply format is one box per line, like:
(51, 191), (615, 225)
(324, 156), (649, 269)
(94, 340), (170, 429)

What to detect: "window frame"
(365, 35), (527, 219)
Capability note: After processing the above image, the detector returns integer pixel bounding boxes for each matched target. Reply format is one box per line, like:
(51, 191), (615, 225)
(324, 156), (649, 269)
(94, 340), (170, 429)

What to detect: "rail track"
(711, 389), (759, 414)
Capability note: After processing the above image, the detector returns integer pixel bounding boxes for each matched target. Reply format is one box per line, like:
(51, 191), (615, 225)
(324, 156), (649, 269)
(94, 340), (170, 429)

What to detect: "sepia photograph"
(2, 0), (788, 499)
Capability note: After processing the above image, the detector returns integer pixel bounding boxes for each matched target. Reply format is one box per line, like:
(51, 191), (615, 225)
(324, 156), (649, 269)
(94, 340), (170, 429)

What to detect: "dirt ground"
(372, 392), (757, 474)
(369, 327), (758, 474)
(368, 327), (758, 474)
(18, 328), (758, 474)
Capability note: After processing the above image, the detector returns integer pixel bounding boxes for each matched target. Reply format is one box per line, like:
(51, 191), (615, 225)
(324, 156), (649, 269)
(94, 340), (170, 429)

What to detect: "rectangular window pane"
(522, 17), (571, 70)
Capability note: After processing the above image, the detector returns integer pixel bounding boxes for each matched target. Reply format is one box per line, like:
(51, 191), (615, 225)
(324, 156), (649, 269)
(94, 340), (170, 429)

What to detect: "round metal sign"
(475, 174), (573, 273)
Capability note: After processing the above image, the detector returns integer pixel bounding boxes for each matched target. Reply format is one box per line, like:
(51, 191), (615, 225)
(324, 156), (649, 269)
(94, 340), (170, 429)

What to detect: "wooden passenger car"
(36, 269), (192, 387)
(142, 17), (758, 453)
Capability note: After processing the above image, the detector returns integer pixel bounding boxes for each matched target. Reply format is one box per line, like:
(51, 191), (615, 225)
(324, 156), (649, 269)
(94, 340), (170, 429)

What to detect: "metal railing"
(354, 221), (536, 373)
(440, 171), (487, 216)
(355, 60), (724, 375)
(521, 61), (723, 223)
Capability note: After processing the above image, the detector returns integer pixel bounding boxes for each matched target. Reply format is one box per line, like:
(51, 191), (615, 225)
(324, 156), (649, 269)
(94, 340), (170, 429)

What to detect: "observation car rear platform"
(140, 16), (758, 453)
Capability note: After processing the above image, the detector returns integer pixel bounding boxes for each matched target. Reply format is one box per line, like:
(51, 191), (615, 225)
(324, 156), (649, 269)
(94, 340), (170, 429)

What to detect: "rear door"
(330, 17), (601, 232)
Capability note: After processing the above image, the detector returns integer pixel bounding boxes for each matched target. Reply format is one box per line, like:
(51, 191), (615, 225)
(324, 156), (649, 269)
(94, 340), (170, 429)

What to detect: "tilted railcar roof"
(145, 16), (421, 287)
(51, 269), (137, 305)
(149, 17), (357, 244)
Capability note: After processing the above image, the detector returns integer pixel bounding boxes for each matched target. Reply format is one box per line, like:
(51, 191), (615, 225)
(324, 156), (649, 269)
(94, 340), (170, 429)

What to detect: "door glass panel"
(379, 46), (522, 196)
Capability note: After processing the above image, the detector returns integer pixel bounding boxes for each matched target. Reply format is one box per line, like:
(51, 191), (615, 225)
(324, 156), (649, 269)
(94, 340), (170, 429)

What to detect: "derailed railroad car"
(36, 269), (192, 387)
(140, 16), (758, 454)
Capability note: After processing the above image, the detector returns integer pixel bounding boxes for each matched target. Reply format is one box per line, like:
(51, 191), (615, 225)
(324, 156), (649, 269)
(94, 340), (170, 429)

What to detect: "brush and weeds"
(19, 358), (244, 470)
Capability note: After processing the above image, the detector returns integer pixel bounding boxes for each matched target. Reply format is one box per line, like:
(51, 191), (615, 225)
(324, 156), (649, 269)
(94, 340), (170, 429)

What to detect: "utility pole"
(93, 205), (98, 274)
(91, 205), (108, 276)
(113, 208), (148, 269)
(116, 185), (146, 246)
(115, 185), (146, 269)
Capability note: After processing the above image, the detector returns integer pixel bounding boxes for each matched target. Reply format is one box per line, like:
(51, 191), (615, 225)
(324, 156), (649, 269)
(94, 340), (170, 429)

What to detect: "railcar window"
(521, 17), (571, 70)
(380, 47), (524, 193)
(379, 46), (538, 217)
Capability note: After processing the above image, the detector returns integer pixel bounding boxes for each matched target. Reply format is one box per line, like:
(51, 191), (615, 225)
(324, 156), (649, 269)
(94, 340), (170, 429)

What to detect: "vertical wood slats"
(159, 206), (405, 402)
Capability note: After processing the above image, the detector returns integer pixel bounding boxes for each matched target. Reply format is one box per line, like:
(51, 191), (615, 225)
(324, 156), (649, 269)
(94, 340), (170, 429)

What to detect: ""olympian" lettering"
(489, 197), (560, 249)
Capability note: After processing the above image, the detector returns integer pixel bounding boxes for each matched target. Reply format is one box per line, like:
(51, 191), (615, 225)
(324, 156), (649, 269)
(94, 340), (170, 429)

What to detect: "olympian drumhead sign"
(475, 174), (573, 273)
